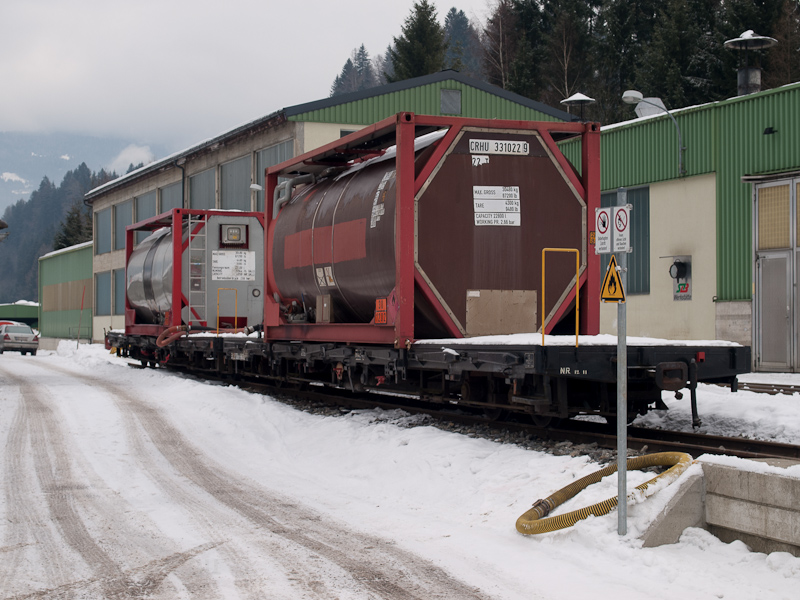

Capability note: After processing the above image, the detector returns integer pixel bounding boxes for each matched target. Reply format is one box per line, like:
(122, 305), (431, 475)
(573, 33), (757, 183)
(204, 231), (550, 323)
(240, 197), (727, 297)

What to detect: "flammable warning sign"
(600, 255), (626, 303)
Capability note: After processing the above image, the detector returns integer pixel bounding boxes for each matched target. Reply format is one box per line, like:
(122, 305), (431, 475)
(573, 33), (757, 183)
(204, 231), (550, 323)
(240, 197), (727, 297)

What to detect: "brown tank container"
(270, 160), (399, 323)
(268, 120), (587, 340)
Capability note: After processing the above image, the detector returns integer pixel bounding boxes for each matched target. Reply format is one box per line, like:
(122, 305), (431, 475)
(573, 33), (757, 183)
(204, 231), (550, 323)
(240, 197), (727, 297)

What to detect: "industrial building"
(571, 81), (800, 372)
(37, 241), (93, 347)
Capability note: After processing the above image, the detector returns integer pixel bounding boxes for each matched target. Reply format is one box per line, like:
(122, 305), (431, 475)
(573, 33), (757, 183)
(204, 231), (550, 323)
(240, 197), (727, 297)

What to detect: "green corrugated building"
(0, 301), (39, 327)
(38, 241), (93, 346)
(565, 82), (800, 371)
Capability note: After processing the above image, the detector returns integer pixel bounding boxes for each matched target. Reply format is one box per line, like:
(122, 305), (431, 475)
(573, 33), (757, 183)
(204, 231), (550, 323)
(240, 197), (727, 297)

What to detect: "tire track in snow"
(0, 361), (220, 599)
(47, 359), (492, 600)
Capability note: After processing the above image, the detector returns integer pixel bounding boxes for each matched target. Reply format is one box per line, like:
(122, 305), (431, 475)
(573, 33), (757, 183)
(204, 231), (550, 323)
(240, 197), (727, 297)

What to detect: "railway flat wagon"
(109, 113), (749, 424)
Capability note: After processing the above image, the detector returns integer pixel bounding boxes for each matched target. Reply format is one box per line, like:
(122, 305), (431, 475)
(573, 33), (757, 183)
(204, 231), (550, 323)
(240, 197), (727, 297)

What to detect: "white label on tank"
(469, 139), (529, 155)
(472, 155), (490, 167)
(324, 266), (335, 287)
(316, 267), (327, 287)
(211, 250), (256, 280)
(473, 186), (521, 226)
(370, 169), (395, 229)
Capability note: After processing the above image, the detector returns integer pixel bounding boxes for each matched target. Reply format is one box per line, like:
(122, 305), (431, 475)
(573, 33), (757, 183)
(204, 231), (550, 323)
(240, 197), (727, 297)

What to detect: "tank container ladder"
(187, 213), (208, 326)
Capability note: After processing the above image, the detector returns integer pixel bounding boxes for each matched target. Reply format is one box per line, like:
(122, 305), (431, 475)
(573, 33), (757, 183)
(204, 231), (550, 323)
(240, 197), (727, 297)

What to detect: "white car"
(0, 323), (39, 355)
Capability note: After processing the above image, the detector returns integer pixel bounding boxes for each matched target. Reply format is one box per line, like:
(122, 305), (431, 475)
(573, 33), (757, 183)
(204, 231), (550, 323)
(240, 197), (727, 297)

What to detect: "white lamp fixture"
(622, 90), (686, 177)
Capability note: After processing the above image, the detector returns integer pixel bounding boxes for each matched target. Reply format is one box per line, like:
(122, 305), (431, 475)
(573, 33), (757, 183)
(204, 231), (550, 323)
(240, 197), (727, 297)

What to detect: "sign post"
(595, 189), (631, 536)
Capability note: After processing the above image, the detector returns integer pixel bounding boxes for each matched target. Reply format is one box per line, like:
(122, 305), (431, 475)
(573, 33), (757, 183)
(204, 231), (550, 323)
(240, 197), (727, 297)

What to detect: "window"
(220, 156), (251, 211)
(113, 268), (126, 315)
(600, 187), (650, 294)
(95, 207), (112, 255)
(256, 140), (293, 213)
(441, 89), (462, 115)
(95, 271), (111, 316)
(340, 129), (358, 137)
(190, 169), (215, 209)
(113, 200), (132, 251)
(160, 182), (183, 212)
(135, 191), (157, 244)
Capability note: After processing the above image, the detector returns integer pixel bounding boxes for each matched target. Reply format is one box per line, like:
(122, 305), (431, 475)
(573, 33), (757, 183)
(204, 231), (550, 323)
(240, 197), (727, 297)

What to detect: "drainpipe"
(175, 158), (186, 208)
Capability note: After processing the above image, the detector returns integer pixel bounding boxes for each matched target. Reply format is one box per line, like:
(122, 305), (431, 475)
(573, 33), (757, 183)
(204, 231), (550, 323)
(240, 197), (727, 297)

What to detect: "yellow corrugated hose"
(516, 452), (693, 535)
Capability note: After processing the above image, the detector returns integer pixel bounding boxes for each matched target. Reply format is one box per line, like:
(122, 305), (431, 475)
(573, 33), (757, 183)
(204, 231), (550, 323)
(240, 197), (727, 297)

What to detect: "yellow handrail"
(541, 248), (580, 348)
(216, 288), (238, 335)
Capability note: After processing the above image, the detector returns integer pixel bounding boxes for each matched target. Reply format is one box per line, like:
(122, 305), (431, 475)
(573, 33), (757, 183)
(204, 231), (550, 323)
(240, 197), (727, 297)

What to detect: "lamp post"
(622, 90), (686, 177)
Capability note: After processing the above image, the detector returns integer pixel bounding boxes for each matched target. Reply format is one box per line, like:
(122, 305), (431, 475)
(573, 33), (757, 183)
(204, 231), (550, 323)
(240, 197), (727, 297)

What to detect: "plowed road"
(0, 354), (488, 599)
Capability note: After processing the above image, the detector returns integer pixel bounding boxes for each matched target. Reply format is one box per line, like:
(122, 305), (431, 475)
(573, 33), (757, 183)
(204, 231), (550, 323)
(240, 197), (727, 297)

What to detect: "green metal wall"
(38, 242), (93, 339)
(563, 82), (800, 301)
(290, 81), (563, 125)
(0, 303), (39, 326)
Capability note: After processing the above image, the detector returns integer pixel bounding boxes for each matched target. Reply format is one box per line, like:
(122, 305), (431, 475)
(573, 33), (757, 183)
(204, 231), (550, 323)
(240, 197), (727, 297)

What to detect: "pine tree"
(330, 45), (379, 96)
(387, 0), (447, 82)
(53, 201), (91, 250)
(444, 8), (484, 78)
(635, 0), (722, 108)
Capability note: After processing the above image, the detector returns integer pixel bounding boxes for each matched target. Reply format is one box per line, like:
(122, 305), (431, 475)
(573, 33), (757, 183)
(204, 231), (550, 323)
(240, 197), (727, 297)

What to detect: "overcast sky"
(1, 0), (491, 157)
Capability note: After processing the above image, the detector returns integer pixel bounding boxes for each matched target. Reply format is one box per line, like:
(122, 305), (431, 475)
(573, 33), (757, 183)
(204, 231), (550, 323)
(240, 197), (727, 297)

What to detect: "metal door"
(754, 180), (797, 371)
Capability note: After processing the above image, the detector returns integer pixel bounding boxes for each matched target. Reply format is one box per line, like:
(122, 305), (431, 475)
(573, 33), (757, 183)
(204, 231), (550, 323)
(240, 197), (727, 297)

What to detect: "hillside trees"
(328, 0), (797, 124)
(0, 164), (116, 303)
(330, 45), (380, 96)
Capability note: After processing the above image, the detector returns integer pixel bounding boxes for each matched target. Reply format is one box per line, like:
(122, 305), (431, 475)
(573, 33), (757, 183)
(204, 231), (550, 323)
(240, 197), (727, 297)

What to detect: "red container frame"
(124, 208), (266, 337)
(264, 112), (600, 348)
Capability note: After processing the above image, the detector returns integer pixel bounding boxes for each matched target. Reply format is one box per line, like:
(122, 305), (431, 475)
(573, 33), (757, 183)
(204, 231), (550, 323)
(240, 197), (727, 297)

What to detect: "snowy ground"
(0, 343), (798, 599)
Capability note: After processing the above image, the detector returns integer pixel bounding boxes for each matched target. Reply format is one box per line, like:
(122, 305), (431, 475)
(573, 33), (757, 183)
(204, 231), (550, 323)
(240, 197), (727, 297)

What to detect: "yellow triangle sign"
(601, 255), (626, 303)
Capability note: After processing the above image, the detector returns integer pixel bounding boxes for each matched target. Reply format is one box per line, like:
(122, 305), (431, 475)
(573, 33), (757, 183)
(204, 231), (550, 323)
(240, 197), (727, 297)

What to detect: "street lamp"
(622, 90), (686, 177)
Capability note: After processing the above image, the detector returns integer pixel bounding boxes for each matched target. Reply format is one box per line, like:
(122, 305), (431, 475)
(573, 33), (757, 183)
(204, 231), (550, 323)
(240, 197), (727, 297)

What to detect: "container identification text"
(469, 139), (529, 155)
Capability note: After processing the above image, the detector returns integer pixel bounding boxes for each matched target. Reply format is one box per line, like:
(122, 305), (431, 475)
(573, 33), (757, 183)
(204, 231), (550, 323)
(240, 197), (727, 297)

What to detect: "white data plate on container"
(212, 250), (256, 281)
(473, 186), (521, 226)
(469, 139), (530, 155)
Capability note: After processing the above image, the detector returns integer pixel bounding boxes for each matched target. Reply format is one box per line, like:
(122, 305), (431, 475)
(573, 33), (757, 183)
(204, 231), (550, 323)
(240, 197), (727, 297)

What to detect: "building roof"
(85, 71), (574, 202)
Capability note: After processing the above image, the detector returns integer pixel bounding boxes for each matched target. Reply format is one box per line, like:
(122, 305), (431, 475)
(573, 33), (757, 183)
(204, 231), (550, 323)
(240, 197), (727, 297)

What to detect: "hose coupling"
(531, 499), (552, 518)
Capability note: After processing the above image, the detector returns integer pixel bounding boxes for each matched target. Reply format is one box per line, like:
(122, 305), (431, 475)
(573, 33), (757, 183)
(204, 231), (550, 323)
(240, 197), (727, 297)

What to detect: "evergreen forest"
(0, 165), (115, 304)
(331, 0), (800, 123)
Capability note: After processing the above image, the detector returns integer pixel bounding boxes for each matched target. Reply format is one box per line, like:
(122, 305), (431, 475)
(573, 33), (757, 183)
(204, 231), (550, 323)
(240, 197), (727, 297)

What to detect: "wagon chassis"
(108, 331), (749, 425)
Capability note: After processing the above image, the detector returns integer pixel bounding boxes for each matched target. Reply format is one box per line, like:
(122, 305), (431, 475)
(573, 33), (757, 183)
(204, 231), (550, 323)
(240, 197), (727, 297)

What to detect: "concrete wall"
(642, 459), (800, 557)
(298, 121), (366, 154)
(601, 173), (718, 340)
(715, 300), (752, 346)
(704, 462), (800, 556)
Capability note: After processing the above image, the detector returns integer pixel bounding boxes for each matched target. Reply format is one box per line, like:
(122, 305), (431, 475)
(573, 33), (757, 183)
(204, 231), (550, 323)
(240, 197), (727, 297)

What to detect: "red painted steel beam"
(394, 113), (416, 348)
(581, 123), (601, 335)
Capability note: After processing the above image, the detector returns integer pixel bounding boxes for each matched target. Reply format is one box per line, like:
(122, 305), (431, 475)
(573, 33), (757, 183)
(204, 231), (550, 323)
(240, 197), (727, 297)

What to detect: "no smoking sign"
(594, 206), (631, 254)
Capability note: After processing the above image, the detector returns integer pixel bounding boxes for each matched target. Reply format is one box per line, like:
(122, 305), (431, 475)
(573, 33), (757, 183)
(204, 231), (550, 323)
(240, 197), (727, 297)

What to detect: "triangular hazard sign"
(601, 255), (626, 303)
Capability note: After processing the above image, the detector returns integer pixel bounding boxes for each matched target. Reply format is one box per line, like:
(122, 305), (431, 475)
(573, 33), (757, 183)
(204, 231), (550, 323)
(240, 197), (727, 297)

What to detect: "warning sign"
(600, 255), (626, 303)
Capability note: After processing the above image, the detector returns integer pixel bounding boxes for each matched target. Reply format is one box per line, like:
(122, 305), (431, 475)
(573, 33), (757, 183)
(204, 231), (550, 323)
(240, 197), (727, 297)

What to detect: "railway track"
(724, 380), (800, 396)
(244, 379), (800, 463)
(138, 363), (800, 463)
